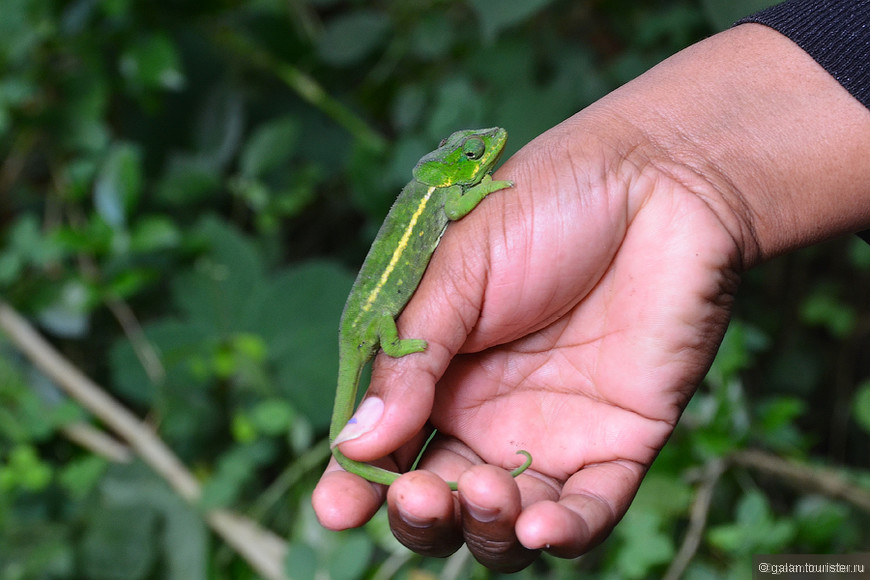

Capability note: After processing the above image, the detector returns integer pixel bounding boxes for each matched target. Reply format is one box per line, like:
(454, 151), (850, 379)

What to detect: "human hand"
(313, 24), (870, 572)
(314, 106), (741, 570)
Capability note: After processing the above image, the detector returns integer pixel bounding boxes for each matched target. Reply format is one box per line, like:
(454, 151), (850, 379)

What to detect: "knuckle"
(463, 525), (540, 572)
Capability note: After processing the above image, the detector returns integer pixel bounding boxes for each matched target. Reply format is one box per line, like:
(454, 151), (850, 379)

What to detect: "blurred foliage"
(1, 0), (869, 578)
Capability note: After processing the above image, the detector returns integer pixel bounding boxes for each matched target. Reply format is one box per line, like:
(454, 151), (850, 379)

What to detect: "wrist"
(590, 23), (870, 268)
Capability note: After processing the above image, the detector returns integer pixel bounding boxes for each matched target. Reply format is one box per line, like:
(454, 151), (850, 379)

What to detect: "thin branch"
(207, 510), (288, 580)
(64, 203), (166, 386)
(0, 300), (290, 580)
(663, 459), (726, 580)
(103, 295), (166, 385)
(0, 132), (33, 196)
(441, 545), (473, 580)
(371, 550), (414, 580)
(61, 422), (133, 463)
(250, 437), (331, 522)
(213, 27), (387, 155)
(730, 449), (870, 515)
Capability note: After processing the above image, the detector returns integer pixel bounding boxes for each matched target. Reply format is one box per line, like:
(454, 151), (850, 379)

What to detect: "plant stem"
(0, 300), (291, 580)
(215, 28), (388, 155)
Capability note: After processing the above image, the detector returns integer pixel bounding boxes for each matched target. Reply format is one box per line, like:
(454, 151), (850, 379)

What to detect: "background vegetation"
(2, 0), (869, 578)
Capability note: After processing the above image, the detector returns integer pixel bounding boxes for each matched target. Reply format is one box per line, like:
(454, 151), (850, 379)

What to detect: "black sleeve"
(737, 0), (870, 111)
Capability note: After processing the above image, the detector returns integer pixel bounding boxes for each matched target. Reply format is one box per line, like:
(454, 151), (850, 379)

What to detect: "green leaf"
(130, 215), (182, 252)
(800, 290), (856, 338)
(615, 511), (674, 579)
(36, 279), (94, 338)
(194, 86), (245, 168)
(328, 531), (374, 580)
(755, 396), (808, 452)
(240, 116), (300, 178)
(853, 380), (870, 434)
(428, 76), (483, 138)
(317, 10), (390, 66)
(0, 444), (52, 491)
(93, 143), (143, 229)
(285, 543), (318, 580)
(107, 268), (155, 300)
(707, 320), (769, 385)
(0, 252), (22, 285)
(0, 0), (54, 65)
(409, 14), (454, 60)
(0, 360), (81, 443)
(849, 237), (870, 269)
(0, 214), (65, 283)
(155, 154), (222, 206)
(81, 506), (156, 580)
(83, 464), (207, 580)
(258, 262), (354, 429)
(469, 0), (558, 43)
(700, 0), (779, 31)
(110, 318), (209, 406)
(630, 473), (693, 518)
(708, 491), (796, 555)
(160, 501), (208, 580)
(231, 412), (258, 444)
(199, 441), (275, 510)
(757, 397), (804, 432)
(60, 455), (108, 499)
(58, 73), (111, 153)
(119, 33), (185, 91)
(172, 218), (266, 333)
(250, 399), (296, 436)
(64, 157), (99, 201)
(390, 84), (427, 131)
(794, 496), (853, 548)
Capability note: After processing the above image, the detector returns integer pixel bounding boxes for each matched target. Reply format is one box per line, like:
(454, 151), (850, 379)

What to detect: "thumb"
(333, 347), (440, 465)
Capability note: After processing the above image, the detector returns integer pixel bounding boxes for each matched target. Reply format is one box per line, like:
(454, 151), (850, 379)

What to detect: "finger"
(387, 470), (464, 558)
(312, 455), (387, 530)
(458, 465), (541, 573)
(333, 369), (439, 465)
(516, 459), (644, 558)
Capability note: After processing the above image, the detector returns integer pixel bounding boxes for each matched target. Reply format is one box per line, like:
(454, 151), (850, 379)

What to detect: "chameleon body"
(331, 127), (532, 489)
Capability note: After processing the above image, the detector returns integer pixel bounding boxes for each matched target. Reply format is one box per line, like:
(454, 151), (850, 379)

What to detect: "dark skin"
(313, 24), (870, 571)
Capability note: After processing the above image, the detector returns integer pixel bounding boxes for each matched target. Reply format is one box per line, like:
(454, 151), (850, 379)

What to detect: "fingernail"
(461, 496), (500, 523)
(332, 397), (384, 447)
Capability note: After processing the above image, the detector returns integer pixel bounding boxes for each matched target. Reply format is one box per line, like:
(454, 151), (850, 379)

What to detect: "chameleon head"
(412, 127), (508, 187)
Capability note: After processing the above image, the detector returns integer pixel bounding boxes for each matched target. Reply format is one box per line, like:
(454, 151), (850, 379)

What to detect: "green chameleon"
(330, 127), (533, 490)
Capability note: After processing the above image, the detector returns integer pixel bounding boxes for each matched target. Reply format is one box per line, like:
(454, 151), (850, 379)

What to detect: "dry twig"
(731, 449), (870, 514)
(663, 459), (726, 580)
(0, 300), (290, 580)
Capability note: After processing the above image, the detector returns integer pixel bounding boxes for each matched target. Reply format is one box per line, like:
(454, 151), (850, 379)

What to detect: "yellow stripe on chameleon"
(361, 186), (436, 314)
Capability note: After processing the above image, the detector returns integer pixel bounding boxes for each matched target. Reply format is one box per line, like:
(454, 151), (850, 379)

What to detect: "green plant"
(1, 0), (867, 578)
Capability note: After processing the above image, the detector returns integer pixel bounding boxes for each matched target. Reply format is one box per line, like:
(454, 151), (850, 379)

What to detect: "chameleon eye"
(463, 137), (485, 160)
(439, 138), (448, 147)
